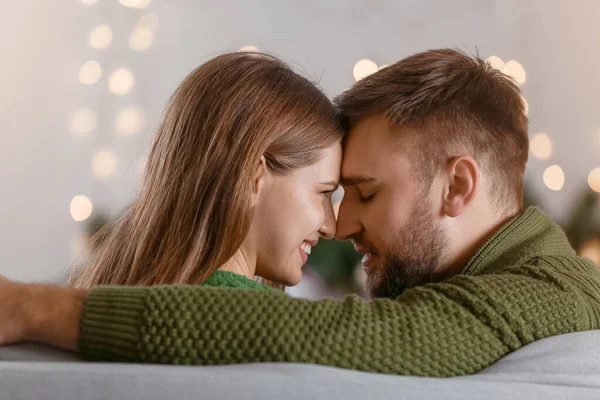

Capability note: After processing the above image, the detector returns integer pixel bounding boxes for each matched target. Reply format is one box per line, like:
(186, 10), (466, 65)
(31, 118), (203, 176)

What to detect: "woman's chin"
(279, 270), (303, 287)
(285, 277), (302, 287)
(260, 259), (303, 287)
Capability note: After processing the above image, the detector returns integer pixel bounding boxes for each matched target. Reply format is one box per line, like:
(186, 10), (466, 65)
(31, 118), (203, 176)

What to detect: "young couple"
(1, 48), (600, 377)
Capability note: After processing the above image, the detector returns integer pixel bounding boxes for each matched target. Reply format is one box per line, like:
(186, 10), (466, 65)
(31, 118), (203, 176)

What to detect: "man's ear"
(251, 155), (269, 206)
(441, 155), (480, 218)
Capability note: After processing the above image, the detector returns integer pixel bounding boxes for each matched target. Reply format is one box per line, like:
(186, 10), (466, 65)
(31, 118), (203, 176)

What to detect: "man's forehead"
(341, 115), (410, 178)
(343, 117), (386, 161)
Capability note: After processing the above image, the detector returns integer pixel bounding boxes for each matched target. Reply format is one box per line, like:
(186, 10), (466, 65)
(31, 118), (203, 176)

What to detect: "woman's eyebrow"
(318, 181), (340, 190)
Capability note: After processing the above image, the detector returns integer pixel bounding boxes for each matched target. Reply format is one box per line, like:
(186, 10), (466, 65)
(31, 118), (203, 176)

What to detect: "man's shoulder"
(481, 253), (599, 282)
(482, 254), (600, 326)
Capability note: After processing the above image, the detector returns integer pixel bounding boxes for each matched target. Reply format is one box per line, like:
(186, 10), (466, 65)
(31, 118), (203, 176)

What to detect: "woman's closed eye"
(320, 189), (335, 198)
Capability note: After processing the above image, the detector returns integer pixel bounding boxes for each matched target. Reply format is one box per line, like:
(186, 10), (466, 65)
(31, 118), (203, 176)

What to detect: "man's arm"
(1, 263), (594, 376)
(77, 264), (593, 376)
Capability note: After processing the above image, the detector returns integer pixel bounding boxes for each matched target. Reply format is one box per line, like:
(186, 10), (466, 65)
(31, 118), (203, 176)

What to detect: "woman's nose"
(318, 203), (337, 239)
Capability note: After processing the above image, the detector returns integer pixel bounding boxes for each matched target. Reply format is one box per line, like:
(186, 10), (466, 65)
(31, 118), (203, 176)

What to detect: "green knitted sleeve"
(79, 264), (594, 376)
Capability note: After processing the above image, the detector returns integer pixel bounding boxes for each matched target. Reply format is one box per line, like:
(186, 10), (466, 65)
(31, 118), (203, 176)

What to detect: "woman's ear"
(251, 155), (270, 206)
(441, 155), (480, 218)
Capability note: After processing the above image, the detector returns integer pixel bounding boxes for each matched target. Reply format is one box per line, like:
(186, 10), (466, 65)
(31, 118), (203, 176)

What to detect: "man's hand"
(0, 275), (31, 345)
(0, 275), (87, 351)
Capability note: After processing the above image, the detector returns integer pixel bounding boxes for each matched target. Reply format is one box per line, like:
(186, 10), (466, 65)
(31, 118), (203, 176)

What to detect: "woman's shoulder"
(202, 270), (271, 290)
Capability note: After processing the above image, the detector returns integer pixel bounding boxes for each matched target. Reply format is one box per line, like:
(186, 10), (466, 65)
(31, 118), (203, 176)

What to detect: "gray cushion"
(1, 331), (600, 400)
(0, 342), (81, 362)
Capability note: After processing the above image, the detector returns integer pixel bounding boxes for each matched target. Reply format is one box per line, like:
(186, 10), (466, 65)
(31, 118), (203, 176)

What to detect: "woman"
(68, 52), (344, 290)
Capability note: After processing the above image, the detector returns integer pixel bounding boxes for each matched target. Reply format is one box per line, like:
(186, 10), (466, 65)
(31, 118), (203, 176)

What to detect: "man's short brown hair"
(335, 48), (529, 214)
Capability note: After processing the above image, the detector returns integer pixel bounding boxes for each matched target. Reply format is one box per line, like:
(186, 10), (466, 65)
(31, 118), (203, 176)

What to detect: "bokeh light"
(529, 132), (553, 160)
(239, 45), (259, 52)
(108, 68), (135, 95)
(505, 60), (526, 84)
(119, 0), (140, 7)
(588, 167), (600, 193)
(70, 195), (93, 222)
(115, 107), (146, 135)
(79, 60), (102, 85)
(92, 149), (118, 178)
(543, 165), (565, 191)
(129, 27), (154, 52)
(68, 108), (98, 137)
(353, 59), (378, 81)
(136, 13), (159, 32)
(135, 0), (152, 8)
(486, 55), (505, 72)
(89, 24), (113, 49)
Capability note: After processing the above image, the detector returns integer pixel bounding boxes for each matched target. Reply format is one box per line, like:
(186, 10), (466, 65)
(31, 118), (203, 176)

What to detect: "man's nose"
(335, 198), (361, 240)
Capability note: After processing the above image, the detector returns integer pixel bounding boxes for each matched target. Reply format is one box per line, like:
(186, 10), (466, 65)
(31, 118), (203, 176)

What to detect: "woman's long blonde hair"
(68, 52), (344, 288)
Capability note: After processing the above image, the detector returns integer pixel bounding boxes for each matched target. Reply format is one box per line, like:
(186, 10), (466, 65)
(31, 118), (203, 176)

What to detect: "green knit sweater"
(202, 270), (270, 290)
(79, 207), (600, 376)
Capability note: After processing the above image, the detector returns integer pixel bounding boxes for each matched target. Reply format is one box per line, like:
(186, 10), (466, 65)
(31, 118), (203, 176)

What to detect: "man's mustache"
(350, 236), (378, 254)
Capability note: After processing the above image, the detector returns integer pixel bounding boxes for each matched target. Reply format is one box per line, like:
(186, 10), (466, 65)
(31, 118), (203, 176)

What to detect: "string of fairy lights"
(67, 1), (600, 231)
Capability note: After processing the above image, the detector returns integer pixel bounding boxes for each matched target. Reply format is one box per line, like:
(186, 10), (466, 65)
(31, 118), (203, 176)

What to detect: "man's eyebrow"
(340, 175), (377, 186)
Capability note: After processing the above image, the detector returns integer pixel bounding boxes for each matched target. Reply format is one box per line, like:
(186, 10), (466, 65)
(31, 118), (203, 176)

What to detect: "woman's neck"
(218, 248), (256, 280)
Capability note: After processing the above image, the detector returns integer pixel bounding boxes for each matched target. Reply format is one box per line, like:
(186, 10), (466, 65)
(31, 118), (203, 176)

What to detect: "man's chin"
(364, 270), (407, 300)
(364, 254), (443, 299)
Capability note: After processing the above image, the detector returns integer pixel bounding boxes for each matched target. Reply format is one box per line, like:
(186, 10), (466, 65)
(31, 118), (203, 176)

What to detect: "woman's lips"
(299, 247), (309, 264)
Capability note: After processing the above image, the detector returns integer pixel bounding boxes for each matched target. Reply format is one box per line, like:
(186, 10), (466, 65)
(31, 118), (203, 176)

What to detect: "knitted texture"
(202, 270), (271, 290)
(79, 207), (600, 376)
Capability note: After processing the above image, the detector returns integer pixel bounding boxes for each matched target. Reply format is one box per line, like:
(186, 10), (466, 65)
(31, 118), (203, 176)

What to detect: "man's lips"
(360, 253), (378, 271)
(354, 245), (375, 255)
(354, 246), (378, 271)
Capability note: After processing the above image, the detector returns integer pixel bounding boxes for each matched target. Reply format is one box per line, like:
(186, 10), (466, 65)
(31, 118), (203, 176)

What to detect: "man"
(1, 49), (599, 376)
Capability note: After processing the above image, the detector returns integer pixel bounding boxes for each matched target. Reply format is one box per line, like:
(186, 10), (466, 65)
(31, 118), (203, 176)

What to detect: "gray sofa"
(2, 331), (600, 399)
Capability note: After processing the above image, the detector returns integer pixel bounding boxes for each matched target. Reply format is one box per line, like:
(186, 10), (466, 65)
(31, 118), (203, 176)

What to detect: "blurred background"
(1, 0), (599, 299)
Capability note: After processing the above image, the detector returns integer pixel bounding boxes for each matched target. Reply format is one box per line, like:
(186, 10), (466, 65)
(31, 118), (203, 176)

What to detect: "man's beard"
(365, 198), (450, 299)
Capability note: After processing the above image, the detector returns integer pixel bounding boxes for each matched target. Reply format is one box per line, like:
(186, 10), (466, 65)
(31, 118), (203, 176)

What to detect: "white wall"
(1, 0), (599, 281)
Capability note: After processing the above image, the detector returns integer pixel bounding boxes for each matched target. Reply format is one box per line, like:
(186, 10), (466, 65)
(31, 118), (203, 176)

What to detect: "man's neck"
(445, 207), (522, 277)
(218, 249), (256, 280)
